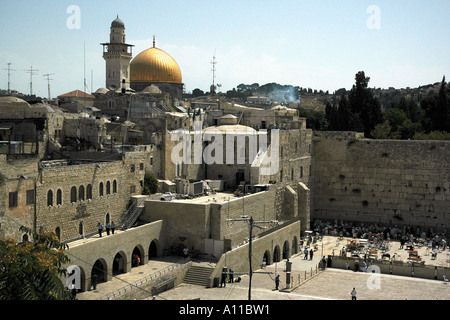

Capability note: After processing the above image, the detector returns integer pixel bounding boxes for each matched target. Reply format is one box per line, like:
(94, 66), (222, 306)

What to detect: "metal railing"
(98, 260), (186, 300)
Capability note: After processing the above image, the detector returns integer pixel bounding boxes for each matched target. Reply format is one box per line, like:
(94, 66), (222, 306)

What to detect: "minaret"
(101, 15), (134, 90)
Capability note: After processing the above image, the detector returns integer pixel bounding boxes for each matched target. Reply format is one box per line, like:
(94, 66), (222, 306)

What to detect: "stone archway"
(263, 250), (271, 267)
(292, 236), (298, 254)
(132, 245), (144, 267)
(91, 258), (107, 289)
(283, 240), (290, 259)
(113, 251), (127, 276)
(273, 245), (281, 263)
(149, 240), (158, 259)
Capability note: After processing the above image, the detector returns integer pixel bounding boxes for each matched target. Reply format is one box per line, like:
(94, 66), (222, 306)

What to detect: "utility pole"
(3, 63), (16, 94)
(24, 66), (39, 96)
(43, 73), (55, 100)
(226, 216), (278, 300)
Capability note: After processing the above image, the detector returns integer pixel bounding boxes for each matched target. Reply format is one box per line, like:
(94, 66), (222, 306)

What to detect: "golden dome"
(130, 47), (182, 84)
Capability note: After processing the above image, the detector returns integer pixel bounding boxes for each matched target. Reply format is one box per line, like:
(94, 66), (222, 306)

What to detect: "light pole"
(227, 216), (277, 300)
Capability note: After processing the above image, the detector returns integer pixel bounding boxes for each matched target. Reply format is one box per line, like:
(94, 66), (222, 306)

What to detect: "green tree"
(371, 120), (393, 139)
(0, 227), (71, 300)
(348, 71), (382, 137)
(142, 171), (159, 195)
(435, 76), (448, 131)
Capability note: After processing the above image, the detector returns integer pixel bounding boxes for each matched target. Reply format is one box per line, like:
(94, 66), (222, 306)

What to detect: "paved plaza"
(76, 236), (450, 301)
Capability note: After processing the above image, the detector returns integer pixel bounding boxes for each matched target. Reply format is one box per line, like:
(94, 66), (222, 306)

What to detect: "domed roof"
(94, 88), (109, 94)
(111, 15), (125, 28)
(130, 47), (182, 84)
(142, 85), (162, 94)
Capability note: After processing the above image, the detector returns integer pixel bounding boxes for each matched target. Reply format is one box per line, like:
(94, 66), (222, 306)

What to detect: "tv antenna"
(3, 63), (16, 94)
(43, 73), (55, 100)
(210, 55), (217, 93)
(24, 66), (39, 96)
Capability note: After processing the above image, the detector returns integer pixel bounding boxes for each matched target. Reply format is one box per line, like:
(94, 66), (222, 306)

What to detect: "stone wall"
(0, 154), (39, 241)
(209, 220), (301, 287)
(36, 152), (147, 241)
(63, 220), (166, 292)
(312, 132), (450, 232)
(142, 186), (290, 253)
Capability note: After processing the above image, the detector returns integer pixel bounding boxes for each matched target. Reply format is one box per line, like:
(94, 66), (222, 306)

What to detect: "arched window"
(106, 181), (111, 195)
(86, 184), (92, 200)
(79, 222), (84, 237)
(47, 190), (53, 206)
(56, 189), (62, 205)
(113, 180), (117, 194)
(55, 227), (61, 240)
(99, 182), (104, 197)
(71, 186), (77, 203)
(79, 185), (85, 201)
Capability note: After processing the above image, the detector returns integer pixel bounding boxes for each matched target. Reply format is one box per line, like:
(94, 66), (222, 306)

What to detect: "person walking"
(228, 269), (234, 283)
(111, 221), (115, 234)
(304, 247), (308, 260)
(105, 222), (111, 236)
(275, 274), (280, 290)
(97, 222), (103, 237)
(91, 274), (98, 290)
(220, 267), (227, 288)
(350, 287), (357, 300)
(309, 248), (314, 260)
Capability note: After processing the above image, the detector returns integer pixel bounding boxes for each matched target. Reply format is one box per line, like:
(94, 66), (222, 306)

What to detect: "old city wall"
(0, 155), (39, 241)
(36, 152), (147, 241)
(63, 220), (166, 291)
(209, 220), (301, 287)
(312, 132), (450, 232)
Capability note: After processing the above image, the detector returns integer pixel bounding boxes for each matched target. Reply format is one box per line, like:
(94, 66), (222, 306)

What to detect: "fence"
(97, 260), (190, 300)
(329, 255), (449, 281)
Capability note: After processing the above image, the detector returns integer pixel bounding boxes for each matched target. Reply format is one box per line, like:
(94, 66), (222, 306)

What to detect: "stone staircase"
(183, 264), (215, 287)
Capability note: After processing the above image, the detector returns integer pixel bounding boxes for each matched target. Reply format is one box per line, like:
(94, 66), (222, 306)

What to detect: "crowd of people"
(311, 219), (448, 251)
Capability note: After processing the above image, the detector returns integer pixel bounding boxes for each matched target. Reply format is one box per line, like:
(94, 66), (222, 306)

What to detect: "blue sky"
(0, 0), (449, 98)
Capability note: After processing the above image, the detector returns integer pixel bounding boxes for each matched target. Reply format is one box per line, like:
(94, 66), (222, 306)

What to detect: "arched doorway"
(292, 236), (298, 254)
(132, 245), (144, 267)
(113, 251), (126, 276)
(273, 245), (281, 263)
(91, 259), (107, 288)
(149, 240), (158, 259)
(263, 250), (271, 267)
(283, 240), (290, 259)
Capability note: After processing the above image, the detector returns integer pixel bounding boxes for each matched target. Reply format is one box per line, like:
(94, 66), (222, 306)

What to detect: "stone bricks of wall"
(142, 186), (289, 252)
(36, 153), (147, 241)
(0, 155), (40, 241)
(313, 132), (450, 232)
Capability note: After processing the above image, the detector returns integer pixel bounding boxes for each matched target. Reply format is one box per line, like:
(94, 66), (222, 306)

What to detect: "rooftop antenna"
(24, 66), (39, 96)
(43, 73), (55, 100)
(210, 54), (217, 93)
(3, 63), (16, 94)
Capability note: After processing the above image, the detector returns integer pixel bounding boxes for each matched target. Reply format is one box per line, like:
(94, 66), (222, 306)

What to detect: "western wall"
(311, 131), (450, 232)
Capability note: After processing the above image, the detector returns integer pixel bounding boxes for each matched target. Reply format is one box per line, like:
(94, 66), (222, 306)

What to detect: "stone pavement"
(76, 236), (450, 301)
(152, 256), (450, 301)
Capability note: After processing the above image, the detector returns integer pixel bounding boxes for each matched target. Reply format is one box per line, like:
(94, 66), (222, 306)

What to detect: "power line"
(226, 216), (278, 300)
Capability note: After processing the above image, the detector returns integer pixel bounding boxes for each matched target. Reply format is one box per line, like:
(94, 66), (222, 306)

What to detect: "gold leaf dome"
(130, 47), (182, 84)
